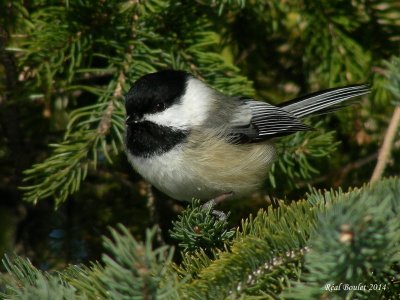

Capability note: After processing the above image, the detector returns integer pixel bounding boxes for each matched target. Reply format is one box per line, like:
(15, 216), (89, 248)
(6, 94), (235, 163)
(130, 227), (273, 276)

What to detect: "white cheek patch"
(144, 78), (212, 129)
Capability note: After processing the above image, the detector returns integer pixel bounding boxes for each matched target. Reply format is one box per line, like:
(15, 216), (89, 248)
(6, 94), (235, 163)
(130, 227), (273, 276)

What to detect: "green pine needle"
(170, 199), (236, 253)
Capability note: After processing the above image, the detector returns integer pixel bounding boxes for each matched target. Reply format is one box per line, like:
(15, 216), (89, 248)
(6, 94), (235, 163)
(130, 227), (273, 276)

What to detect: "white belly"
(127, 137), (276, 201)
(127, 146), (217, 200)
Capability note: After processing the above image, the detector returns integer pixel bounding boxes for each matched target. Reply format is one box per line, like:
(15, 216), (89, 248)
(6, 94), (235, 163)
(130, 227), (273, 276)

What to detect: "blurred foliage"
(0, 0), (399, 298)
(1, 178), (400, 299)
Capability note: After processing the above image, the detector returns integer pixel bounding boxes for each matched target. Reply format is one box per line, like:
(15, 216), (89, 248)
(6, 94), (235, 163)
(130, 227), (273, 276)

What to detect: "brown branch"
(296, 152), (378, 189)
(97, 72), (125, 135)
(336, 152), (378, 184)
(371, 106), (400, 183)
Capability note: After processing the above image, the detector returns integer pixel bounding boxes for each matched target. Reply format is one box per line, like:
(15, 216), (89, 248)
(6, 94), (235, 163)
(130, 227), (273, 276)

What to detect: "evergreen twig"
(371, 106), (400, 182)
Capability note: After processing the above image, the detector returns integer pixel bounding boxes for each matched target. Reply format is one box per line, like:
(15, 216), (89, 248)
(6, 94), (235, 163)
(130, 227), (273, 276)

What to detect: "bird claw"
(201, 192), (234, 221)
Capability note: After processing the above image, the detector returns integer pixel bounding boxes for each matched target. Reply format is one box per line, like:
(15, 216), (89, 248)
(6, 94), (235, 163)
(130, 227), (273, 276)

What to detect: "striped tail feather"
(278, 84), (370, 118)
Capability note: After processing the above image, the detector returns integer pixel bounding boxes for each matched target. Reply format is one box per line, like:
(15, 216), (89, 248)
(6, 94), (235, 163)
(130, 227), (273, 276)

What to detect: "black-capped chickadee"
(124, 70), (369, 201)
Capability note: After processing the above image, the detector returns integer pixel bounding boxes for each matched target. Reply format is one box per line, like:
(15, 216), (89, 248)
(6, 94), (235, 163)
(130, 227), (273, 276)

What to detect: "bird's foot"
(202, 192), (234, 221)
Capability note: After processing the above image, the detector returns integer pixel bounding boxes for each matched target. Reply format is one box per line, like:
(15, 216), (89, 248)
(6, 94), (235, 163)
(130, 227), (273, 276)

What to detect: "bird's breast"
(126, 129), (276, 201)
(126, 144), (210, 200)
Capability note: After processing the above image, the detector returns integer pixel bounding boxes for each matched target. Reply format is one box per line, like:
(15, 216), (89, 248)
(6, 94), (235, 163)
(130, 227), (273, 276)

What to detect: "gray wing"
(228, 100), (311, 143)
(279, 84), (369, 118)
(227, 84), (369, 144)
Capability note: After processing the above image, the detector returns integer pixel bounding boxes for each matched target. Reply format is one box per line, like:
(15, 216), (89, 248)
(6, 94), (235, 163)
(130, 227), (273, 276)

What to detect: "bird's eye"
(153, 102), (165, 113)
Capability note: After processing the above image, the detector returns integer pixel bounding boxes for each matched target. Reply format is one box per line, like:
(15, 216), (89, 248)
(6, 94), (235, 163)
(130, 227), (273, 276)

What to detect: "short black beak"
(125, 115), (141, 125)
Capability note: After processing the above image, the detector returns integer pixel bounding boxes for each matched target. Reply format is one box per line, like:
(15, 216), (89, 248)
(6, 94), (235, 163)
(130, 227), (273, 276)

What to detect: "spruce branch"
(285, 178), (400, 299)
(269, 123), (340, 189)
(371, 56), (400, 183)
(370, 106), (400, 182)
(20, 77), (126, 205)
(300, 1), (371, 85)
(1, 255), (86, 300)
(3, 179), (400, 298)
(99, 225), (180, 300)
(61, 263), (107, 300)
(1, 226), (180, 300)
(181, 199), (318, 299)
(97, 72), (125, 136)
(233, 246), (310, 296)
(170, 199), (235, 254)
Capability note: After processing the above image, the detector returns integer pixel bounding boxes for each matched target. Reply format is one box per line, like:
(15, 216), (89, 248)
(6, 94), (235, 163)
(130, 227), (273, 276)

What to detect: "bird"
(124, 70), (369, 201)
